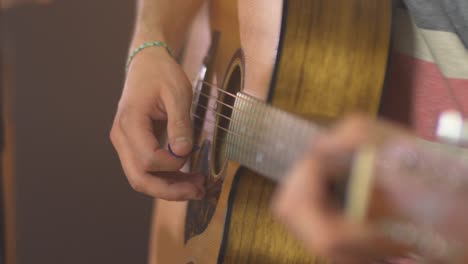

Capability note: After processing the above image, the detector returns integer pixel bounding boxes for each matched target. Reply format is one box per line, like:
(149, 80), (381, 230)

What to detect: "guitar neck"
(225, 92), (321, 182)
(224, 92), (468, 188)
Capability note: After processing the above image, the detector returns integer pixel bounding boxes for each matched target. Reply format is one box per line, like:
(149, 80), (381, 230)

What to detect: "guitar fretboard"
(225, 92), (320, 182)
(223, 92), (468, 187)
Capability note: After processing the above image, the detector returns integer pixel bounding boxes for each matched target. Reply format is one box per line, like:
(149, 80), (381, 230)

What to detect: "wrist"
(131, 21), (180, 52)
(130, 29), (168, 51)
(126, 40), (174, 73)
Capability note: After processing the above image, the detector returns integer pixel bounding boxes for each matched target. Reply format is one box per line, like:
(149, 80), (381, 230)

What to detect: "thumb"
(163, 87), (194, 157)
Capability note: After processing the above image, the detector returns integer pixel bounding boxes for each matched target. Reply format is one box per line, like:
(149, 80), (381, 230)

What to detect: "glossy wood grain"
(273, 0), (392, 119)
(223, 169), (315, 263)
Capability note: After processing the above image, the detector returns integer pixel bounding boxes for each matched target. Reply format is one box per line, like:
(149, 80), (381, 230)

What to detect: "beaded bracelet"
(125, 41), (173, 73)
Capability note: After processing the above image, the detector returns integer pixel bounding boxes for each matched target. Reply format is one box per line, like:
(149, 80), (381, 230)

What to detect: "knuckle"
(118, 109), (132, 131)
(116, 102), (140, 132)
(128, 177), (145, 193)
(109, 127), (120, 146)
(174, 194), (189, 201)
(171, 118), (190, 130)
(109, 128), (116, 144)
(164, 194), (184, 202)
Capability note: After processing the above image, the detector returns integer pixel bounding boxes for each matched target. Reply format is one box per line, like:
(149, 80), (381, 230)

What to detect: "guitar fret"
(269, 108), (284, 180)
(243, 95), (258, 171)
(242, 96), (250, 168)
(226, 95), (238, 162)
(257, 97), (267, 175)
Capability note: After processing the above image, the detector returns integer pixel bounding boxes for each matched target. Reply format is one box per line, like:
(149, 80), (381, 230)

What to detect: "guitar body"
(150, 1), (392, 263)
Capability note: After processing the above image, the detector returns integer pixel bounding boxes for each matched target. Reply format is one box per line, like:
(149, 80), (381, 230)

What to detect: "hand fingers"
(274, 151), (403, 263)
(273, 150), (352, 257)
(111, 51), (201, 200)
(111, 121), (204, 200)
(273, 115), (407, 262)
(315, 114), (373, 155)
(161, 77), (194, 157)
(117, 106), (187, 172)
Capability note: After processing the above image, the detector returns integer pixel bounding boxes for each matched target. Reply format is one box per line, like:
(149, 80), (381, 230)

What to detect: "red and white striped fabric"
(381, 3), (468, 141)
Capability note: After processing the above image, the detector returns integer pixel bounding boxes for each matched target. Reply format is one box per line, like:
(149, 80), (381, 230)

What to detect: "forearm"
(132, 0), (204, 53)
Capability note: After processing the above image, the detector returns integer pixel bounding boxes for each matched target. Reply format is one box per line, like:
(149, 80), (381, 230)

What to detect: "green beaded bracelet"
(125, 41), (173, 73)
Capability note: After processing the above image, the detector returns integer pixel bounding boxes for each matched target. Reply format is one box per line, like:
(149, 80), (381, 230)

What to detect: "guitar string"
(190, 79), (270, 124)
(190, 90), (281, 145)
(191, 118), (261, 155)
(194, 80), (259, 114)
(195, 79), (467, 141)
(189, 81), (260, 129)
(189, 94), (308, 162)
(193, 92), (259, 128)
(194, 90), (239, 113)
(189, 81), (468, 184)
(186, 79), (307, 157)
(187, 79), (315, 157)
(191, 112), (245, 139)
(189, 100), (457, 182)
(200, 80), (237, 98)
(190, 116), (293, 169)
(192, 96), (236, 123)
(188, 80), (288, 153)
(190, 111), (279, 155)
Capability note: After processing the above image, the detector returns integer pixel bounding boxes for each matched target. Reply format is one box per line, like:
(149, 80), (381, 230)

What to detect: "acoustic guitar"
(149, 0), (465, 263)
(151, 0), (392, 264)
(150, 0), (392, 263)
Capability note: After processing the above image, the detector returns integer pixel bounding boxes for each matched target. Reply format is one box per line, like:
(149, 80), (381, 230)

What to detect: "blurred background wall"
(1, 1), (153, 263)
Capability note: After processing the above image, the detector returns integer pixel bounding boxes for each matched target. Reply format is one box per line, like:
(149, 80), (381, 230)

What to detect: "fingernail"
(172, 137), (192, 154)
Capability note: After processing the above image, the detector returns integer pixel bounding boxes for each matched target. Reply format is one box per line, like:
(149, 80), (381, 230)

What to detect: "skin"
(110, 0), (205, 201)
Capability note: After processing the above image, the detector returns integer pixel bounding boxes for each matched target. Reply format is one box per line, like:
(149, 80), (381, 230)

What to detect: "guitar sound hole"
(212, 64), (242, 175)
